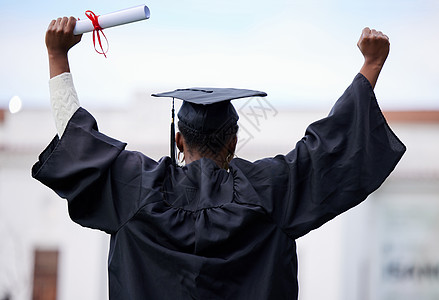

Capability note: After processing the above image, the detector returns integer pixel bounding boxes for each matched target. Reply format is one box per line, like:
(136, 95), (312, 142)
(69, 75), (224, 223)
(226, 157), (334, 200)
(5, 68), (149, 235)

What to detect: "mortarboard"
(152, 87), (267, 165)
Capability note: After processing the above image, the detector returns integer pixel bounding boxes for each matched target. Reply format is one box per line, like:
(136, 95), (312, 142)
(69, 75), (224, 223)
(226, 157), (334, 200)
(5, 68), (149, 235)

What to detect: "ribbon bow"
(85, 10), (109, 57)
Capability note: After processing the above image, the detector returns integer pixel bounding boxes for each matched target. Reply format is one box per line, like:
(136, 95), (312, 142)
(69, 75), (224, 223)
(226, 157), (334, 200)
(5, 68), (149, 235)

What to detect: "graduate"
(32, 17), (406, 299)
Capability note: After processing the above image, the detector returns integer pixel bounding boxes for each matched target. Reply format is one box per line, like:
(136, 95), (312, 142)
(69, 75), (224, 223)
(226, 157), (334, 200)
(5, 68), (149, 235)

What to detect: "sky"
(0, 0), (438, 111)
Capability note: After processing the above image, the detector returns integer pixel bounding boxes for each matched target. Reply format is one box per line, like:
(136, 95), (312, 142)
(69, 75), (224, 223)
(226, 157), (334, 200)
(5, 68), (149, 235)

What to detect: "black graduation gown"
(32, 73), (406, 300)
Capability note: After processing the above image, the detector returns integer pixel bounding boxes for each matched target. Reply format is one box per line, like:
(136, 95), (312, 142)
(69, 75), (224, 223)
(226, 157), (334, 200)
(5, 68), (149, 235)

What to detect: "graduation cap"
(152, 87), (267, 165)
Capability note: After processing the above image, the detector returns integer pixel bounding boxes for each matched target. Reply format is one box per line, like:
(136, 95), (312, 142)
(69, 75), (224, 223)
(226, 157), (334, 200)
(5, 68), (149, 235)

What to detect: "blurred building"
(0, 98), (438, 300)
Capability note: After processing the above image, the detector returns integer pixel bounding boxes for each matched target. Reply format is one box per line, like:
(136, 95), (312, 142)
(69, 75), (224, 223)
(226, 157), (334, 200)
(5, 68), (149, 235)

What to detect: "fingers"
(47, 17), (77, 34)
(46, 16), (81, 54)
(361, 27), (371, 38)
(59, 17), (69, 36)
(358, 27), (390, 52)
(372, 29), (389, 41)
(360, 27), (389, 42)
(52, 17), (66, 32)
(47, 19), (56, 30)
(56, 16), (78, 34)
(66, 16), (77, 32)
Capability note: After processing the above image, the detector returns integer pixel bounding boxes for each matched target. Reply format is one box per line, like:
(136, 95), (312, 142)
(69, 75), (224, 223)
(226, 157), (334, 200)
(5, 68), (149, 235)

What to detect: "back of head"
(178, 101), (239, 155)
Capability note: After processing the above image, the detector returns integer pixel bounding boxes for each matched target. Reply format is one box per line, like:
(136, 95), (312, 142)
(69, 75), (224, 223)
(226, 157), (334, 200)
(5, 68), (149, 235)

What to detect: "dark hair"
(178, 120), (239, 155)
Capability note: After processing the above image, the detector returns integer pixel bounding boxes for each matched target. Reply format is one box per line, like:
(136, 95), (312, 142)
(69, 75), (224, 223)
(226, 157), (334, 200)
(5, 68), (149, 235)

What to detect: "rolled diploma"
(73, 5), (150, 35)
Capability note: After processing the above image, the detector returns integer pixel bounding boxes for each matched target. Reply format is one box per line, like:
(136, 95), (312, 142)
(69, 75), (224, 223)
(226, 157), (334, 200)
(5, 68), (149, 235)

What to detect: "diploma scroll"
(73, 5), (150, 35)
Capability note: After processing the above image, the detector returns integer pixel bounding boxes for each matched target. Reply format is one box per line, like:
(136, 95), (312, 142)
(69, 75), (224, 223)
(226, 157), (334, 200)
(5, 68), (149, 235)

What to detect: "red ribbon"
(85, 10), (109, 58)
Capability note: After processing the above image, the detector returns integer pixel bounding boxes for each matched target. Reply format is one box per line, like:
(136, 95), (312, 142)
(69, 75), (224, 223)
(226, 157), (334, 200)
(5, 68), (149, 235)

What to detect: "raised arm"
(260, 28), (404, 239)
(46, 17), (82, 136)
(46, 17), (82, 78)
(358, 27), (390, 89)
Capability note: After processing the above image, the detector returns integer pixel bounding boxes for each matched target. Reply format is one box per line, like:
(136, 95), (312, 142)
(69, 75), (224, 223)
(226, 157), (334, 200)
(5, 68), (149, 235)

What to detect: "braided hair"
(178, 120), (239, 155)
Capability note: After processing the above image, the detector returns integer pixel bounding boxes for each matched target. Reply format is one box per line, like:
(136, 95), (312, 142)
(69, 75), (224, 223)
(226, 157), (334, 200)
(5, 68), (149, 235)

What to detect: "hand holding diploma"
(45, 5), (150, 76)
(46, 17), (82, 78)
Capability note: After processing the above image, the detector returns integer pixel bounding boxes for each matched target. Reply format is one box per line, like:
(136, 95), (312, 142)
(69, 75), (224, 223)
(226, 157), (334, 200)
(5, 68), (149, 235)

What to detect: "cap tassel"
(170, 98), (176, 166)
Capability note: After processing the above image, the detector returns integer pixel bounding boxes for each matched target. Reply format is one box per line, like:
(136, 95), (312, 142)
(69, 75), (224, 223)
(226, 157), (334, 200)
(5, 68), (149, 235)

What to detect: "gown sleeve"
(236, 73), (406, 239)
(32, 107), (164, 234)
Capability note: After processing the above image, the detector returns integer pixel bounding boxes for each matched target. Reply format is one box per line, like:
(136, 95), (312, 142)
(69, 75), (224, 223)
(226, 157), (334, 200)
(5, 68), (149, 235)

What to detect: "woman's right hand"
(46, 17), (82, 56)
(46, 17), (82, 78)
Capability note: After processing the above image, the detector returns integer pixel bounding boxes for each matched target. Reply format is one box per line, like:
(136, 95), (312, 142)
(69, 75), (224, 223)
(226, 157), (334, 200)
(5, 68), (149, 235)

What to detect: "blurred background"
(0, 0), (438, 299)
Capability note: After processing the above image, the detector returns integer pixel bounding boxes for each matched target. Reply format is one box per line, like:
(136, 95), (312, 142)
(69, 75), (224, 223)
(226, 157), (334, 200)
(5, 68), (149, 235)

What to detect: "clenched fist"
(357, 27), (390, 68)
(358, 28), (390, 89)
